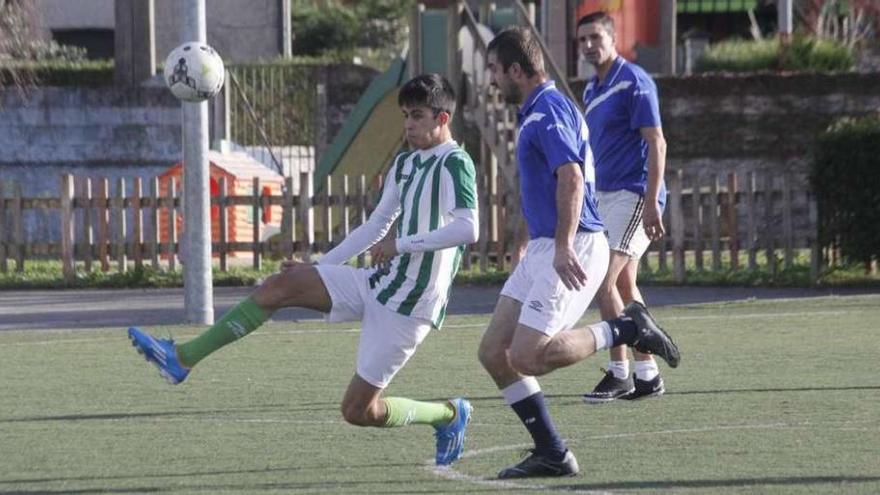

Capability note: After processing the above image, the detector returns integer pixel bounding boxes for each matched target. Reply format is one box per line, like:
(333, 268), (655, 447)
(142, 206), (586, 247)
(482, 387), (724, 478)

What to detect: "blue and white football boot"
(433, 397), (473, 466)
(127, 327), (189, 385)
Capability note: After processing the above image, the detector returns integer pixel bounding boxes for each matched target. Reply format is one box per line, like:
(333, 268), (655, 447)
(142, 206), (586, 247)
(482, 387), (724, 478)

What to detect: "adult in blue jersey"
(479, 27), (680, 479)
(578, 12), (672, 403)
(126, 74), (477, 467)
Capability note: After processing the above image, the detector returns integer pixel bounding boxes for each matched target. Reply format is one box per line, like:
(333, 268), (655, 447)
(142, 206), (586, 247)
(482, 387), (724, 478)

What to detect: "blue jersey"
(516, 81), (603, 239)
(583, 57), (666, 206)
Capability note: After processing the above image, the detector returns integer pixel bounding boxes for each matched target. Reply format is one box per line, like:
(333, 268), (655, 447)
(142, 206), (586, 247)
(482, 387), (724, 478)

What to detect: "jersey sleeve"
(441, 152), (478, 210)
(628, 72), (662, 130)
(536, 106), (582, 173)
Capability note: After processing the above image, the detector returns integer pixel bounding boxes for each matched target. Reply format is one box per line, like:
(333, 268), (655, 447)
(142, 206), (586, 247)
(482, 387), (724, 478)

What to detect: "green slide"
(313, 7), (517, 192)
(313, 56), (408, 192)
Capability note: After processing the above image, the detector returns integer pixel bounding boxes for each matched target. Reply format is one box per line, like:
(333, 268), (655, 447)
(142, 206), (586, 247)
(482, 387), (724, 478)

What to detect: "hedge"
(0, 59), (114, 86)
(698, 36), (854, 73)
(810, 115), (880, 264)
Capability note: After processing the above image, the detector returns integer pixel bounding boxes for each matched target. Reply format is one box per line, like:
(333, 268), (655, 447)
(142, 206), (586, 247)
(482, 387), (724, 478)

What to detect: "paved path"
(0, 284), (876, 332)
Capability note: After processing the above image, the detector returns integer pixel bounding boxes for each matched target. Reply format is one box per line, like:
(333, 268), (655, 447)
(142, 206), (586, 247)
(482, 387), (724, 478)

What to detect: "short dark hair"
(397, 73), (456, 118)
(486, 26), (545, 78)
(577, 11), (615, 35)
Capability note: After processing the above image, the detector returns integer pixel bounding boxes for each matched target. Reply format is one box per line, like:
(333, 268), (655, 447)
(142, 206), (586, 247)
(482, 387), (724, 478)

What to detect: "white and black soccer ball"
(163, 42), (225, 102)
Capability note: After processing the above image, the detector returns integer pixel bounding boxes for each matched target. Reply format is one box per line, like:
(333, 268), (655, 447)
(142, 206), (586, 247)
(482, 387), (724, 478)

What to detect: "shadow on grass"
(0, 467), (441, 494)
(425, 384), (880, 404)
(0, 401), (341, 424)
(556, 475), (880, 492)
(5, 475), (879, 494)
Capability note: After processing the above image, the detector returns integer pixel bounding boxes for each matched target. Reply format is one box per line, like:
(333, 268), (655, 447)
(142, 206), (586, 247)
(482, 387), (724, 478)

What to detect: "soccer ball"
(163, 42), (225, 102)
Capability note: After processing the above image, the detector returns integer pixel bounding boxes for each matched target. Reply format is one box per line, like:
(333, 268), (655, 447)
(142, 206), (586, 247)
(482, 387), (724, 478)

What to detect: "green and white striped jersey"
(368, 140), (477, 328)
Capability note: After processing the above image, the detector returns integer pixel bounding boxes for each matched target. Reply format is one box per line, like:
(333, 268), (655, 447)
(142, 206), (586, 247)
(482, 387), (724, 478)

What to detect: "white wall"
(35, 0), (114, 30)
(31, 0), (284, 63)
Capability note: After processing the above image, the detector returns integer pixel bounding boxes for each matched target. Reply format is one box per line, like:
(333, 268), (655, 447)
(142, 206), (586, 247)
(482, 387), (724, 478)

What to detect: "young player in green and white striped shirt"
(127, 74), (478, 466)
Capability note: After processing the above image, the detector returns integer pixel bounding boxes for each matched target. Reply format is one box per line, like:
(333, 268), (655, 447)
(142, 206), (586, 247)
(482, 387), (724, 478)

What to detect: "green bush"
(0, 59), (114, 86)
(697, 36), (854, 72)
(810, 115), (880, 265)
(292, 6), (361, 57)
(291, 0), (411, 59)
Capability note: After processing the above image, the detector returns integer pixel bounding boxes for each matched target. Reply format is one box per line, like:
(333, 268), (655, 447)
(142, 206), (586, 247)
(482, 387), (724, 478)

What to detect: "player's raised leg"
(128, 261), (330, 384)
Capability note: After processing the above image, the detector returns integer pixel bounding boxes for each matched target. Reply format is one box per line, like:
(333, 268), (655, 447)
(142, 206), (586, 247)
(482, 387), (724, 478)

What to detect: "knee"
(478, 340), (507, 373)
(508, 346), (543, 377)
(340, 401), (374, 427)
(254, 269), (304, 309)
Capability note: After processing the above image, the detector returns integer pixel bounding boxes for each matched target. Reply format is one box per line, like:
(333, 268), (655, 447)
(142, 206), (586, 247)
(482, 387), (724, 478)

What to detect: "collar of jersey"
(590, 56), (625, 91)
(414, 139), (455, 167)
(518, 80), (556, 122)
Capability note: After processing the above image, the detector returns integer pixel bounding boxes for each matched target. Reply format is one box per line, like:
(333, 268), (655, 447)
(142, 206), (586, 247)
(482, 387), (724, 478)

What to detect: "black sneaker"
(624, 302), (681, 368)
(620, 374), (665, 400)
(497, 449), (579, 479)
(582, 369), (635, 404)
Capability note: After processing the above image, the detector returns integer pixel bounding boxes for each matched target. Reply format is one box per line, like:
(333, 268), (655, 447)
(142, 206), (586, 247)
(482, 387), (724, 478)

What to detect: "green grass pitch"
(1, 295), (878, 494)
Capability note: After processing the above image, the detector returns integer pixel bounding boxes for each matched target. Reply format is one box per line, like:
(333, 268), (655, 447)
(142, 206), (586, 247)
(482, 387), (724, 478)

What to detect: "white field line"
(422, 420), (872, 494)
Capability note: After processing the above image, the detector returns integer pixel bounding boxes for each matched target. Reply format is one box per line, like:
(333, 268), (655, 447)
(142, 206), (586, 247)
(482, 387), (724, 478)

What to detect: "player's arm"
(318, 167), (400, 265)
(554, 162), (588, 291)
(640, 126), (667, 241)
(395, 208), (478, 254)
(375, 153), (480, 260)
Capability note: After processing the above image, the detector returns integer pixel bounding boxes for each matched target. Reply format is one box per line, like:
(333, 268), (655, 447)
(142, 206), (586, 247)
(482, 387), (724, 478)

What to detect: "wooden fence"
(0, 168), (821, 282)
(646, 169), (820, 282)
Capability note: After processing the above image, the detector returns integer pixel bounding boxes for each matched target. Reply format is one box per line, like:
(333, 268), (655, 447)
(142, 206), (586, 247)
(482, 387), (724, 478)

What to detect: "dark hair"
(486, 26), (545, 78)
(577, 11), (615, 35)
(397, 73), (456, 117)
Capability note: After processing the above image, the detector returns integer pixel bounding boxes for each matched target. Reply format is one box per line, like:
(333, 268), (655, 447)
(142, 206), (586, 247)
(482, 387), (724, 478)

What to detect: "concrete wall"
(571, 71), (880, 176)
(35, 0), (114, 30)
(0, 78), (180, 172)
(0, 64), (377, 244)
(154, 0), (284, 64)
(32, 0), (286, 63)
(570, 71), (880, 247)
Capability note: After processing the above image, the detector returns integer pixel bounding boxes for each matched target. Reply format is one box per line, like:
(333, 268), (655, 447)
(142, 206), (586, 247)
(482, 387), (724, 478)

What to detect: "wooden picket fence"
(646, 169), (821, 282)
(0, 172), (378, 281)
(0, 168), (822, 283)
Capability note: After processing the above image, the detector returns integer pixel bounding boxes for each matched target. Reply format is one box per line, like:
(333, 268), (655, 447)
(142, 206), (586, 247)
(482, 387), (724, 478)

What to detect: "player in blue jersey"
(127, 74), (477, 466)
(577, 12), (672, 403)
(478, 27), (680, 479)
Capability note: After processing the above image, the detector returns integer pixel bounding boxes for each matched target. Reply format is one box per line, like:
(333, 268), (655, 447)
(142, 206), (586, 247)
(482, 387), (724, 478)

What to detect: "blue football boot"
(433, 397), (472, 466)
(127, 327), (189, 384)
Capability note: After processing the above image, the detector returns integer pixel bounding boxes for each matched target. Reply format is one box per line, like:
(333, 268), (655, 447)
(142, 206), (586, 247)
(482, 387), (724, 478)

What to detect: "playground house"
(158, 151), (284, 257)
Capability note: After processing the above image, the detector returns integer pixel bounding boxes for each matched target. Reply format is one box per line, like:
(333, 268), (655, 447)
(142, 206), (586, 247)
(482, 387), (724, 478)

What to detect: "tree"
(0, 0), (86, 94)
(796, 0), (880, 49)
(291, 0), (414, 62)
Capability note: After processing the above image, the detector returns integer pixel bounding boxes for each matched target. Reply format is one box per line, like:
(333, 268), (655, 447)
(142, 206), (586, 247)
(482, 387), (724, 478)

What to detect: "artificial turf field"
(1, 294), (878, 494)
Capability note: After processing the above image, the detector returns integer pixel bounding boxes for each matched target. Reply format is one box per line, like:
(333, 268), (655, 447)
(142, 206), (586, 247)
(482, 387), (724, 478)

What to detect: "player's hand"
(554, 246), (587, 291)
(643, 202), (665, 241)
(370, 236), (398, 267)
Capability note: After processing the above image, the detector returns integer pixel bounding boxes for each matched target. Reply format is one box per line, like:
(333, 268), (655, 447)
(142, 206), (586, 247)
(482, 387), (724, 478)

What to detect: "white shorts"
(597, 190), (651, 259)
(316, 264), (432, 389)
(500, 231), (609, 336)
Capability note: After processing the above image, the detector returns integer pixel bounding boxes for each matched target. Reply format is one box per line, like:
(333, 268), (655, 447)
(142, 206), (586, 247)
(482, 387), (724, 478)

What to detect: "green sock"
(176, 297), (267, 368)
(382, 397), (455, 428)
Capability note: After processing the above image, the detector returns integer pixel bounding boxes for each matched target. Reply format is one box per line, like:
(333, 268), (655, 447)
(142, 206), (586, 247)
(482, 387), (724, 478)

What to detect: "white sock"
(501, 376), (542, 406)
(607, 360), (630, 380)
(589, 322), (613, 351)
(634, 359), (659, 381)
